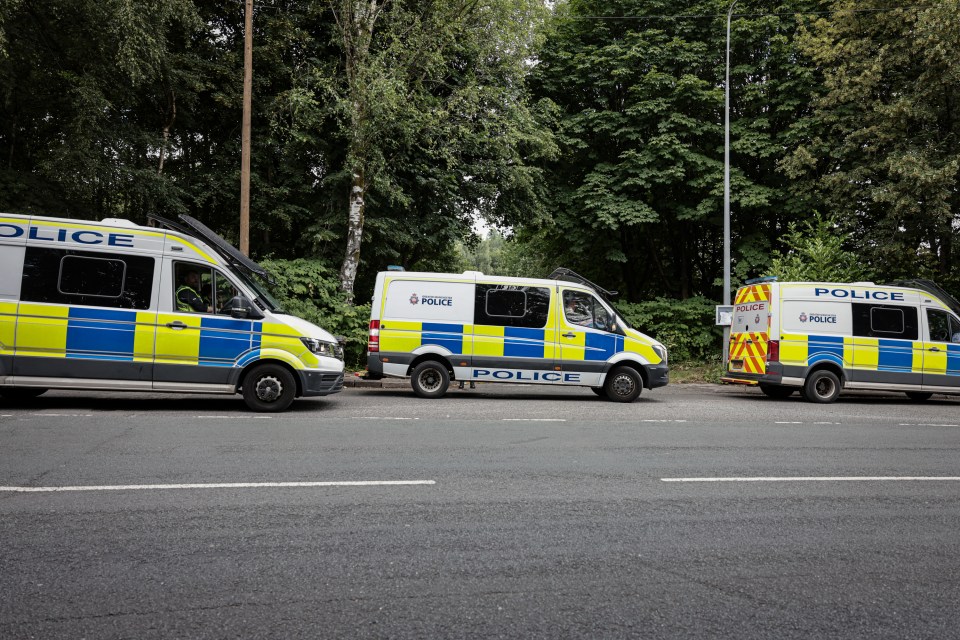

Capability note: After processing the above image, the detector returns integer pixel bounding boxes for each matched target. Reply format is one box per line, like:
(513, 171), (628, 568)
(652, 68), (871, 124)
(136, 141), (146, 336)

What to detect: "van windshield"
(236, 270), (284, 314)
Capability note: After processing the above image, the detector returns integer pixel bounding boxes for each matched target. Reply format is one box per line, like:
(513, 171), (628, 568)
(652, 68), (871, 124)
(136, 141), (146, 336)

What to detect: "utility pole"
(240, 0), (253, 256)
(722, 0), (737, 361)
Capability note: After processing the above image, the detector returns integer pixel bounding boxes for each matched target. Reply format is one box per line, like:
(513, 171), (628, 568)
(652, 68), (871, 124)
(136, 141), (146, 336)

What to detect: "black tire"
(0, 387), (47, 402)
(803, 369), (841, 404)
(411, 361), (450, 399)
(590, 386), (607, 398)
(759, 383), (795, 399)
(604, 366), (643, 403)
(906, 391), (933, 402)
(241, 363), (297, 412)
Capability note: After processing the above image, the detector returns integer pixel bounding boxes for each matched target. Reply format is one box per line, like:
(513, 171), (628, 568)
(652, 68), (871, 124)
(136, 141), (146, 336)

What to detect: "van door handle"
(562, 332), (576, 338)
(166, 321), (187, 330)
(928, 346), (942, 352)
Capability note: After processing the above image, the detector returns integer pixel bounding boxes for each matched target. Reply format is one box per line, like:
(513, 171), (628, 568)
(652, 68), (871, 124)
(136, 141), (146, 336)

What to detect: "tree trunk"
(339, 169), (366, 301)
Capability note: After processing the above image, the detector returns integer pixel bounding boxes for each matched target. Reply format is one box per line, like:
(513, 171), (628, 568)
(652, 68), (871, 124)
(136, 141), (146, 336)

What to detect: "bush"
(258, 259), (370, 368)
(615, 296), (722, 364)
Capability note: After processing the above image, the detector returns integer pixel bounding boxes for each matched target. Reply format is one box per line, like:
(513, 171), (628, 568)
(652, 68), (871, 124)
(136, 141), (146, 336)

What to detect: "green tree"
(782, 1), (960, 285)
(322, 0), (556, 300)
(525, 0), (821, 300)
(768, 214), (867, 282)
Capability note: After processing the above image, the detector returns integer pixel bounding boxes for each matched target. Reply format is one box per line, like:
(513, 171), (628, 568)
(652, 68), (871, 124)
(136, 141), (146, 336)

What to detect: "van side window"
(475, 285), (549, 328)
(562, 290), (613, 331)
(174, 262), (213, 313)
(927, 309), (960, 343)
(21, 247), (154, 309)
(852, 303), (918, 340)
(59, 255), (125, 297)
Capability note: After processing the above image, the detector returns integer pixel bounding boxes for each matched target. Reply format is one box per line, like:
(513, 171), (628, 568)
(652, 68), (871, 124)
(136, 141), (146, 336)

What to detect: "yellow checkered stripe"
(734, 284), (771, 304)
(729, 332), (768, 374)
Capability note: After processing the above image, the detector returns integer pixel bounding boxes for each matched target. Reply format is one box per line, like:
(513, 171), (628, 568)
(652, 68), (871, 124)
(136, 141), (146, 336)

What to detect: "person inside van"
(177, 269), (211, 313)
(564, 292), (594, 328)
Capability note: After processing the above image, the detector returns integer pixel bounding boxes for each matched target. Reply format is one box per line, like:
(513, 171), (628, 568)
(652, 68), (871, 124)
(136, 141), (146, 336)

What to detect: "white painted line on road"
(502, 418), (566, 422)
(195, 415), (273, 419)
(899, 423), (960, 427)
(641, 419), (687, 423)
(661, 476), (960, 483)
(352, 416), (420, 420)
(813, 422), (842, 425)
(30, 413), (93, 417)
(0, 480), (437, 493)
(775, 421), (803, 424)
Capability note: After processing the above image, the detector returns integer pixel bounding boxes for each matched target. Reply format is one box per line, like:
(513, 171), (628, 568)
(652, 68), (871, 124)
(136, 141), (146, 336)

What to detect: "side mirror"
(226, 295), (263, 320)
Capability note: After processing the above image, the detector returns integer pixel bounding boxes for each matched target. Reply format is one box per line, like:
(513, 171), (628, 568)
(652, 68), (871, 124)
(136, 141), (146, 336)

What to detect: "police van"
(0, 212), (344, 411)
(722, 278), (960, 403)
(365, 268), (668, 401)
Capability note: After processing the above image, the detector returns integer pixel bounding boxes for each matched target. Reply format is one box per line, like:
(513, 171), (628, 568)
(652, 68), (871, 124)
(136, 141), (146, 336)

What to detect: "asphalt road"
(2, 382), (960, 639)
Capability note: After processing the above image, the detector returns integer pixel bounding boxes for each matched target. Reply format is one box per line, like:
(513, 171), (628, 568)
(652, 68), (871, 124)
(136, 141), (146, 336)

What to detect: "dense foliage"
(2, 0), (960, 361)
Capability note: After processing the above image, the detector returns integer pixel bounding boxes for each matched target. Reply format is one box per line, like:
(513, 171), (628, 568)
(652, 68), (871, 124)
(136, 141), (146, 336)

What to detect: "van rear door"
(727, 284), (772, 375)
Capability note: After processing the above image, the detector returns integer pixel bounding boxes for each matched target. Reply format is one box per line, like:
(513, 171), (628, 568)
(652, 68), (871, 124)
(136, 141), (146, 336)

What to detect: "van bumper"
(298, 370), (344, 396)
(643, 364), (669, 389)
(721, 362), (784, 386)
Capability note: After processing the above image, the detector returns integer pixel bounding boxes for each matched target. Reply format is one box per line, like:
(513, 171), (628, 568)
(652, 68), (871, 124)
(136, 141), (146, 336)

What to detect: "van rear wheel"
(242, 363), (296, 412)
(604, 366), (642, 403)
(906, 391), (933, 402)
(803, 370), (841, 404)
(759, 384), (794, 399)
(411, 361), (450, 399)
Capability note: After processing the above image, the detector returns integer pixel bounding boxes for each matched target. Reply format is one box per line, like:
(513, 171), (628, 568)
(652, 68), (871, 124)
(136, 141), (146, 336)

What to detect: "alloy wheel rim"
(256, 375), (282, 402)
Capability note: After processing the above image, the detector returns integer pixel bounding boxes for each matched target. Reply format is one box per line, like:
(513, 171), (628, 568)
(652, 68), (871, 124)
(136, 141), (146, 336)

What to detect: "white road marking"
(775, 421), (803, 424)
(502, 418), (566, 422)
(899, 423), (960, 427)
(195, 415), (273, 419)
(813, 421), (842, 425)
(29, 413), (93, 417)
(352, 416), (419, 420)
(662, 476), (960, 483)
(640, 419), (687, 423)
(0, 480), (437, 493)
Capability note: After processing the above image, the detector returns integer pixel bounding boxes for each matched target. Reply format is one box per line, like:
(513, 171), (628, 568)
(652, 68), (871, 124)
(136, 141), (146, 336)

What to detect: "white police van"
(722, 277), (960, 403)
(0, 212), (344, 411)
(365, 268), (668, 401)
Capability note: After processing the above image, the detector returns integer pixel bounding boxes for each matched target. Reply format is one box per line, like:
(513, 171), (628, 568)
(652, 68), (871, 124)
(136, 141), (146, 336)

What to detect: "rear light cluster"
(766, 339), (780, 363)
(368, 320), (380, 352)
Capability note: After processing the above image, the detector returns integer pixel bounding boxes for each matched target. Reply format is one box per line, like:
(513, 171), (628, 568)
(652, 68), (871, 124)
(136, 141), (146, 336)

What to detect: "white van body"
(0, 213), (344, 411)
(722, 279), (960, 403)
(365, 270), (668, 401)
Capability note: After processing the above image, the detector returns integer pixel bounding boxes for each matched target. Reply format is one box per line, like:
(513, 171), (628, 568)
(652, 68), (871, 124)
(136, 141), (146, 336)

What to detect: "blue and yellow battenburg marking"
(379, 321), (657, 363)
(780, 332), (960, 375)
(8, 303), (313, 370)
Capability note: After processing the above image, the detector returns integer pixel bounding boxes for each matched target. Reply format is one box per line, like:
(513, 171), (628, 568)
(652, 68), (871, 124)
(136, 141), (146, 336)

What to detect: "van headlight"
(301, 337), (344, 360)
(652, 344), (667, 364)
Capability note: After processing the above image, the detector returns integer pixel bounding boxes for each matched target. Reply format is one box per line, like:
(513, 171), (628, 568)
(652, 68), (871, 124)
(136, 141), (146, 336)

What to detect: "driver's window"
(213, 271), (240, 315)
(593, 301), (612, 331)
(174, 263), (213, 314)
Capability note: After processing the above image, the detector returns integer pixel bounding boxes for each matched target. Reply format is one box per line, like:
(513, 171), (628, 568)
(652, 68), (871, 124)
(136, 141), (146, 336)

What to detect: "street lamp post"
(722, 0), (737, 361)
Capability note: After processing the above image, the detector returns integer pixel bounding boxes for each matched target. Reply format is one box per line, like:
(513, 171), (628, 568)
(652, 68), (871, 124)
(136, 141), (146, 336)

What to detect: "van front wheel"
(906, 391), (933, 402)
(242, 363), (296, 412)
(803, 370), (841, 404)
(411, 361), (450, 399)
(604, 366), (642, 403)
